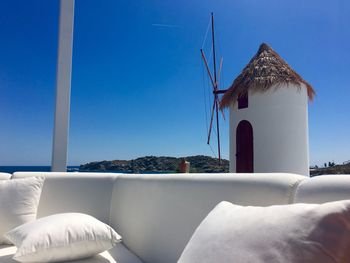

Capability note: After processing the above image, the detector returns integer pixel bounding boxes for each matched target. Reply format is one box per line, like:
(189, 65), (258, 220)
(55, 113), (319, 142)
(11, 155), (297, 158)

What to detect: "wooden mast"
(200, 12), (226, 164)
(210, 12), (222, 163)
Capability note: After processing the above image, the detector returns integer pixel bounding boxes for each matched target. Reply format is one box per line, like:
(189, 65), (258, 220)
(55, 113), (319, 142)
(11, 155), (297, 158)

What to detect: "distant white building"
(220, 43), (315, 176)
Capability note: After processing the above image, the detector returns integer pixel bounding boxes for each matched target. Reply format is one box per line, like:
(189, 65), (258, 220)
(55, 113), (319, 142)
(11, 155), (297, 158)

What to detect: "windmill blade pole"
(215, 97), (221, 163)
(217, 57), (223, 86)
(217, 56), (225, 121)
(200, 49), (215, 88)
(207, 98), (216, 145)
(211, 12), (221, 163)
(211, 12), (218, 91)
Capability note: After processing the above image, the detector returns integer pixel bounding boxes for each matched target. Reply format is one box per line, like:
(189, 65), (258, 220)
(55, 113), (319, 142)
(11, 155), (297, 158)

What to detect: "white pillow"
(178, 200), (350, 263)
(5, 213), (122, 263)
(0, 177), (44, 244)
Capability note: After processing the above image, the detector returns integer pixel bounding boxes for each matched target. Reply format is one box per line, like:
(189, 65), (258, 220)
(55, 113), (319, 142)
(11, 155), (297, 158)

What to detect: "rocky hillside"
(310, 163), (350, 176)
(80, 155), (229, 173)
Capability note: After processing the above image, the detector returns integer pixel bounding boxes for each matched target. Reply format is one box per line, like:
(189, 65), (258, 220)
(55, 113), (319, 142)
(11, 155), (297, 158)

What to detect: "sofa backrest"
(13, 172), (119, 224)
(0, 173), (11, 180)
(109, 173), (304, 263)
(294, 174), (350, 204)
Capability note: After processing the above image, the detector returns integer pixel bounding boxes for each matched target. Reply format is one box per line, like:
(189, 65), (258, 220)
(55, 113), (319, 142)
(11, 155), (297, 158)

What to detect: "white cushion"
(0, 173), (11, 180)
(110, 173), (304, 263)
(0, 177), (44, 244)
(294, 174), (350, 204)
(178, 200), (350, 263)
(5, 213), (122, 263)
(13, 173), (119, 224)
(0, 243), (144, 263)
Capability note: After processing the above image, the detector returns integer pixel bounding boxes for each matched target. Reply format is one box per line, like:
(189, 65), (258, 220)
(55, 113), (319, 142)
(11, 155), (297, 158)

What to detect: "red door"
(236, 120), (254, 173)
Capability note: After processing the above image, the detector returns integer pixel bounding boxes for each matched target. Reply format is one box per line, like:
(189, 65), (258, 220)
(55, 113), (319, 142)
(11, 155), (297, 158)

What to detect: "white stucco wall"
(229, 84), (309, 176)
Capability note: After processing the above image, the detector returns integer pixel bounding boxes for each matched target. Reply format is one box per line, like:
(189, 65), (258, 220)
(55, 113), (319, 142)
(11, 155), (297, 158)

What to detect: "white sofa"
(1, 172), (350, 263)
(0, 173), (11, 180)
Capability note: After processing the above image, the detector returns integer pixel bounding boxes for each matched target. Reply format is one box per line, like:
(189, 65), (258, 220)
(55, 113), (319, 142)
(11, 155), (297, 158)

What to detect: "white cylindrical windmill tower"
(220, 43), (315, 176)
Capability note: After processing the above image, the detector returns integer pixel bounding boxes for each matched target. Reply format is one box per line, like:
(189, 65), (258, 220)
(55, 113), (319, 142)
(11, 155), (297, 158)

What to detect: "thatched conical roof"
(220, 43), (315, 109)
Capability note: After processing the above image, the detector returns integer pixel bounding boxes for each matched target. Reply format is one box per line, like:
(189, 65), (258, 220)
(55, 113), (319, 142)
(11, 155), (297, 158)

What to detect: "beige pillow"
(0, 177), (44, 244)
(178, 200), (350, 263)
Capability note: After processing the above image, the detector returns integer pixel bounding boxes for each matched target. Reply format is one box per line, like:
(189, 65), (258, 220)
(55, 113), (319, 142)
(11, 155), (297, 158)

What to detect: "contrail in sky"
(152, 23), (180, 28)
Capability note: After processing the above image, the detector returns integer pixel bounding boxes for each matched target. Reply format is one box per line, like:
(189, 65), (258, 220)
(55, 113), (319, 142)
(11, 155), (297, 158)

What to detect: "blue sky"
(0, 0), (349, 166)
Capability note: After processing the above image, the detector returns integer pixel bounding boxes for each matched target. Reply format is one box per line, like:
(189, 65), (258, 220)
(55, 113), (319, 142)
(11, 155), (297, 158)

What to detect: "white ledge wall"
(229, 84), (310, 176)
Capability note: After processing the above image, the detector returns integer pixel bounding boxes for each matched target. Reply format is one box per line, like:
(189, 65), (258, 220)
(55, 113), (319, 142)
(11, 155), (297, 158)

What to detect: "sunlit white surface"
(229, 84), (310, 176)
(51, 0), (75, 172)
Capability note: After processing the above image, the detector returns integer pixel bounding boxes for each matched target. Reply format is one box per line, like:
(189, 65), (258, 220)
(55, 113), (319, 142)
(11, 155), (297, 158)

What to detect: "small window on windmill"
(238, 92), (248, 109)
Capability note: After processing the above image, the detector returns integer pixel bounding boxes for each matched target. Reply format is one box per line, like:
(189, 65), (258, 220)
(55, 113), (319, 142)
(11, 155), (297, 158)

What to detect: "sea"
(0, 166), (81, 174)
(0, 166), (167, 174)
(0, 166), (161, 174)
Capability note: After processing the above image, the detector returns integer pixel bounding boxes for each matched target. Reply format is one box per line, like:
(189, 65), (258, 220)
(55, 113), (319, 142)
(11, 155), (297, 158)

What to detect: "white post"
(51, 0), (75, 172)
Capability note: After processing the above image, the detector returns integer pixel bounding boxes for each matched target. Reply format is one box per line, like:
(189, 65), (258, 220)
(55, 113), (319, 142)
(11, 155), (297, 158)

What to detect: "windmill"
(200, 13), (227, 163)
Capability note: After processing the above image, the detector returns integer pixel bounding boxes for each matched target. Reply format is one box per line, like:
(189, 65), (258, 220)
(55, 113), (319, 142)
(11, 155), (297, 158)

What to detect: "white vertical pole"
(51, 0), (75, 172)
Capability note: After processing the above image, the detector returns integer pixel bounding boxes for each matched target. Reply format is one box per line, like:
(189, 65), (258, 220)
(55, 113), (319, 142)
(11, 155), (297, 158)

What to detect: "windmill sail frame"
(200, 12), (227, 163)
